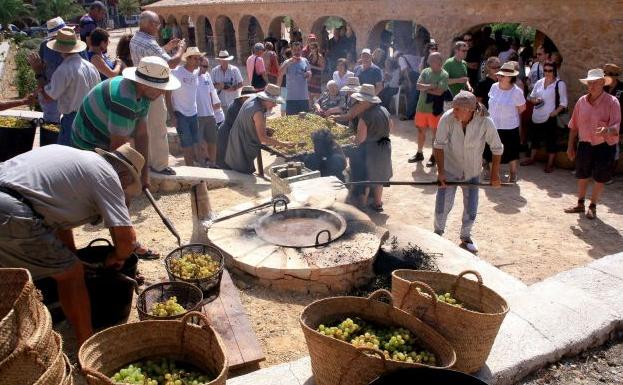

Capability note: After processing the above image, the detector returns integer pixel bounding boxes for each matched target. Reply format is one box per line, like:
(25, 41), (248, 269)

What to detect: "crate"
(268, 162), (320, 197)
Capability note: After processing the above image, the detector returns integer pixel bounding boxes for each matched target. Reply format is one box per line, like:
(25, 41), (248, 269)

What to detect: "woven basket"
(164, 244), (224, 294)
(391, 270), (509, 373)
(78, 311), (228, 385)
(300, 290), (456, 385)
(32, 332), (67, 385)
(136, 281), (204, 321)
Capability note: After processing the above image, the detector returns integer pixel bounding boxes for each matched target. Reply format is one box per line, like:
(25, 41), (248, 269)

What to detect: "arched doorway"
(368, 20), (432, 56)
(311, 16), (354, 53)
(196, 16), (215, 57)
(216, 15), (237, 60)
(239, 16), (265, 59)
(180, 15), (196, 47)
(166, 15), (181, 40)
(268, 16), (300, 42)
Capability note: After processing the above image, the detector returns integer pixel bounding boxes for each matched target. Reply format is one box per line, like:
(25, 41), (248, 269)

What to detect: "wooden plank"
(202, 270), (265, 370)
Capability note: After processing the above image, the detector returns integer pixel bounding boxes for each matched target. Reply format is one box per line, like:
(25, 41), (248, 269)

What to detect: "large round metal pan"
(254, 207), (347, 248)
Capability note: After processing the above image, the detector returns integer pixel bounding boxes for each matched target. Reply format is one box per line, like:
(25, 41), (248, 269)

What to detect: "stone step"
(150, 165), (270, 193)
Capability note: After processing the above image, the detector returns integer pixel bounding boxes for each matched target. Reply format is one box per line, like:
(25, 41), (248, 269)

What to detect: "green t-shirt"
(416, 68), (449, 113)
(443, 57), (468, 96)
(72, 76), (150, 151)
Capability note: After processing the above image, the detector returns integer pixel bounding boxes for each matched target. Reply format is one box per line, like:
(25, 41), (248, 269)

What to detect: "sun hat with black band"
(46, 17), (66, 37)
(95, 143), (145, 195)
(351, 84), (382, 104)
(122, 56), (181, 91)
(256, 83), (284, 104)
(495, 62), (520, 77)
(237, 85), (257, 99)
(217, 50), (235, 61)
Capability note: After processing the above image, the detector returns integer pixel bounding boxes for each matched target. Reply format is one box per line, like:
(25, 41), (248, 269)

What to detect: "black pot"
(40, 122), (60, 146)
(34, 238), (138, 330)
(0, 119), (37, 162)
(368, 367), (489, 385)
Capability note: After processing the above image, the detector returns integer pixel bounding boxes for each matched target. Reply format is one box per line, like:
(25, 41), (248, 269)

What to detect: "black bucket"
(40, 122), (60, 146)
(34, 238), (138, 330)
(0, 119), (37, 162)
(368, 367), (489, 385)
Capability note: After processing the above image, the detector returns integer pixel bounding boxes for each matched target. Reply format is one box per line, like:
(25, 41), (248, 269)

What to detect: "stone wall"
(147, 0), (623, 103)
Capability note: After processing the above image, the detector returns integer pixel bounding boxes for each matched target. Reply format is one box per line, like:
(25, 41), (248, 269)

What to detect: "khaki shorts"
(198, 116), (217, 144)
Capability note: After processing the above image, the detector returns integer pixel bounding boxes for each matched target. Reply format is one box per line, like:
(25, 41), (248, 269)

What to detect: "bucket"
(368, 367), (489, 385)
(0, 118), (37, 162)
(40, 122), (60, 147)
(34, 238), (138, 329)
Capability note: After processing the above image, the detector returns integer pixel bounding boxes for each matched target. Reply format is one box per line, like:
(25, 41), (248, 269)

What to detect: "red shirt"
(569, 92), (621, 146)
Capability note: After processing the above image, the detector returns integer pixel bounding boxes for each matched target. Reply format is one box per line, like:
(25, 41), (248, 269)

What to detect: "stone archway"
(239, 16), (265, 60)
(311, 16), (354, 53)
(180, 15), (197, 47)
(368, 20), (433, 55)
(268, 16), (299, 42)
(216, 15), (237, 60)
(196, 16), (215, 57)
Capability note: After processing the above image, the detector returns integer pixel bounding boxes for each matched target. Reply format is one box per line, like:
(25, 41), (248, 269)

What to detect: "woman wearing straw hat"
(350, 84), (394, 211)
(225, 84), (293, 174)
(40, 27), (100, 146)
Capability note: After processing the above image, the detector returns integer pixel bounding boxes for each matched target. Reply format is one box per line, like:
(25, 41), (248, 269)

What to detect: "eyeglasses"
(543, 69), (554, 73)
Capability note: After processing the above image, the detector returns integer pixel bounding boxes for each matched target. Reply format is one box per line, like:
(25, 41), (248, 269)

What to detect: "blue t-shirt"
(87, 51), (115, 80)
(354, 64), (383, 86)
(286, 57), (310, 101)
(79, 14), (97, 42)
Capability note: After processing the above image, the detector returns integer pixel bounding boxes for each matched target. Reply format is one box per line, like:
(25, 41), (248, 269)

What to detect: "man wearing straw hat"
(0, 143), (145, 344)
(40, 27), (100, 146)
(564, 69), (621, 219)
(225, 84), (293, 173)
(212, 50), (244, 111)
(433, 91), (503, 253)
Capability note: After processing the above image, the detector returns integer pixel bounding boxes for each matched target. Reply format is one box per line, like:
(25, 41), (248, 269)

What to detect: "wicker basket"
(32, 332), (67, 385)
(165, 244), (224, 294)
(136, 281), (204, 321)
(78, 311), (228, 385)
(300, 290), (456, 385)
(391, 270), (509, 373)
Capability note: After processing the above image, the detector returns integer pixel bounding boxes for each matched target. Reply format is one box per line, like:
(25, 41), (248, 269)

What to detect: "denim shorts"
(175, 112), (199, 148)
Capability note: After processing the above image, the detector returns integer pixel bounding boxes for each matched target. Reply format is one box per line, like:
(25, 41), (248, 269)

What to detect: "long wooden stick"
(336, 180), (514, 188)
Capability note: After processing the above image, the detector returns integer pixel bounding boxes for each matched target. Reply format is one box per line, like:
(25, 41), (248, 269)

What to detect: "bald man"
(130, 11), (187, 176)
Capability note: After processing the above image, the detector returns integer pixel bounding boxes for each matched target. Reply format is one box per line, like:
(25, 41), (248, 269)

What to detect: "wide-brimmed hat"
(350, 84), (381, 104)
(237, 85), (257, 99)
(603, 64), (621, 82)
(340, 76), (361, 93)
(580, 68), (612, 86)
(122, 56), (181, 91)
(495, 62), (519, 77)
(46, 17), (66, 37)
(216, 50), (234, 61)
(256, 83), (284, 104)
(95, 143), (145, 196)
(46, 27), (86, 53)
(182, 46), (204, 61)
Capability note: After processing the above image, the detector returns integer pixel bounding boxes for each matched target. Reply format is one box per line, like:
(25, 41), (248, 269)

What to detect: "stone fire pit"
(208, 180), (388, 294)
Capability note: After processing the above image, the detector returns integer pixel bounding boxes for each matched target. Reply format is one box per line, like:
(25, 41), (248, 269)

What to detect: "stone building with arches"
(146, 0), (623, 101)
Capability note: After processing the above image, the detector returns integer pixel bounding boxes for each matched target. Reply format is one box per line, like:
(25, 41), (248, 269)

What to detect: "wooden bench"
(202, 269), (265, 371)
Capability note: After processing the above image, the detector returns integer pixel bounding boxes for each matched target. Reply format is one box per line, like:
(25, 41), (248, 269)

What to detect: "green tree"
(34, 0), (84, 24)
(118, 0), (140, 31)
(0, 0), (34, 28)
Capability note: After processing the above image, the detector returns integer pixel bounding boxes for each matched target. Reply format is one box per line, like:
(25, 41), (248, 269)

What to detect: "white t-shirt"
(171, 66), (199, 116)
(488, 83), (526, 130)
(332, 70), (354, 90)
(197, 72), (216, 117)
(530, 78), (568, 124)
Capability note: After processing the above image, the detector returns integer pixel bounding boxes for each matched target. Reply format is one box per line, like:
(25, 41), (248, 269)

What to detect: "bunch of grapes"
(316, 318), (437, 365)
(0, 116), (31, 129)
(416, 287), (464, 308)
(150, 296), (186, 318)
(170, 251), (219, 280)
(111, 358), (211, 385)
(267, 114), (353, 154)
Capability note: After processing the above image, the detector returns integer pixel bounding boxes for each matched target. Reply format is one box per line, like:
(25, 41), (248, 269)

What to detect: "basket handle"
(180, 311), (212, 342)
(367, 289), (393, 305)
(451, 270), (483, 295)
(400, 280), (438, 319)
(337, 347), (388, 385)
(81, 366), (114, 384)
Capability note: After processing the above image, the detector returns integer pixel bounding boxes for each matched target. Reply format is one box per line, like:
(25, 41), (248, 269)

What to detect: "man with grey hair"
(246, 42), (268, 91)
(79, 1), (107, 44)
(443, 41), (472, 96)
(130, 10), (186, 176)
(433, 90), (503, 253)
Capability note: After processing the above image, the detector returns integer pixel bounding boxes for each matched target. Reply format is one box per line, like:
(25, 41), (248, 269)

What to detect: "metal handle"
(272, 198), (288, 214)
(315, 229), (331, 246)
(87, 238), (113, 248)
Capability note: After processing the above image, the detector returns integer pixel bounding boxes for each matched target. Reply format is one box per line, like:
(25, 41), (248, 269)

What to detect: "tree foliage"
(0, 0), (34, 27)
(34, 0), (84, 24)
(118, 0), (141, 18)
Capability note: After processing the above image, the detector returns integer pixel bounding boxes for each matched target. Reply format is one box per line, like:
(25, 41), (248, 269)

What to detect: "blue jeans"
(174, 112), (199, 148)
(434, 175), (479, 240)
(57, 112), (76, 146)
(286, 100), (309, 115)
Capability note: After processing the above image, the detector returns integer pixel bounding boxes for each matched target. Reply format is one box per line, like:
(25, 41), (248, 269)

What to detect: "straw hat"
(579, 68), (612, 86)
(495, 62), (519, 77)
(351, 84), (381, 104)
(182, 46), (204, 61)
(603, 64), (621, 82)
(237, 85), (257, 99)
(122, 56), (181, 91)
(46, 27), (86, 54)
(340, 76), (361, 93)
(95, 143), (145, 195)
(217, 50), (234, 61)
(256, 83), (284, 104)
(46, 17), (66, 37)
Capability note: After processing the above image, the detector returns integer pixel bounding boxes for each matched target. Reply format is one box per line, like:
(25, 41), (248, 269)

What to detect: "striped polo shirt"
(71, 76), (150, 151)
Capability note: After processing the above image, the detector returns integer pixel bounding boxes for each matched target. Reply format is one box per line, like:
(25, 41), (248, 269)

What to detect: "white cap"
(361, 48), (372, 56)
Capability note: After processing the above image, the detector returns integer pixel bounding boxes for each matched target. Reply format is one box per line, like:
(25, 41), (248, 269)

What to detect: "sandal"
(586, 204), (597, 220)
(135, 248), (160, 260)
(564, 204), (585, 214)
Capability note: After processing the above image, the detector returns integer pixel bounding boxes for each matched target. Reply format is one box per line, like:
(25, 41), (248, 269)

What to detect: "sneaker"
(426, 155), (436, 168)
(459, 238), (479, 253)
(408, 152), (424, 163)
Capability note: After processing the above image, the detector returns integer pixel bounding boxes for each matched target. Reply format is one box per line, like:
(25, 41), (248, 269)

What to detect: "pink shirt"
(246, 54), (266, 82)
(569, 92), (621, 146)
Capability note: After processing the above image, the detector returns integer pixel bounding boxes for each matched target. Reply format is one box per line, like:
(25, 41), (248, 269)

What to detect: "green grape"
(110, 357), (213, 385)
(170, 251), (220, 280)
(150, 296), (186, 317)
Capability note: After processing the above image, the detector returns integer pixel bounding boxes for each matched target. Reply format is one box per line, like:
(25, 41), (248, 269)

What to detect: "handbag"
(554, 80), (570, 128)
